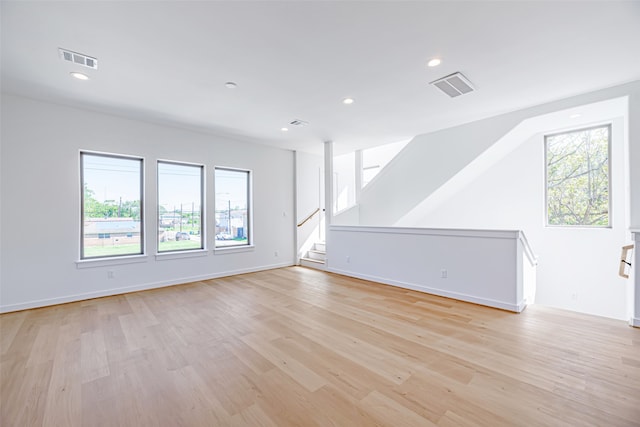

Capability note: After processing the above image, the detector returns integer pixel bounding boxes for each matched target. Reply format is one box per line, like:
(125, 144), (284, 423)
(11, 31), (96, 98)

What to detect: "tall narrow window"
(215, 168), (251, 248)
(158, 161), (204, 252)
(545, 125), (611, 227)
(81, 152), (143, 259)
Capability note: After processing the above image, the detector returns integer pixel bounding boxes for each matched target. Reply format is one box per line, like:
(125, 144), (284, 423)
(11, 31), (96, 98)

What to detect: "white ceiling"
(2, 1), (640, 154)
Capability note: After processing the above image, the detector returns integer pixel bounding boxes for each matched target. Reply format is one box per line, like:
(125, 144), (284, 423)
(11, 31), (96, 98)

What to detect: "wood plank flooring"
(1, 266), (639, 426)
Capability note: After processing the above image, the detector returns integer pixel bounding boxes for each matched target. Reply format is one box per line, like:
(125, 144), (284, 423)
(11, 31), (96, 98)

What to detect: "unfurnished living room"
(1, 1), (639, 426)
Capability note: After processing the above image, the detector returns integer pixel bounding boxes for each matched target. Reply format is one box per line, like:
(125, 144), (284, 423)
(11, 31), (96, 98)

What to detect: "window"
(215, 168), (251, 248)
(81, 152), (143, 259)
(545, 125), (611, 227)
(158, 161), (204, 252)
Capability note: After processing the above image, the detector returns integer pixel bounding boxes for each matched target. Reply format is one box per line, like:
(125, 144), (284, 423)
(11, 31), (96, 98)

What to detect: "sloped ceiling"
(2, 1), (639, 154)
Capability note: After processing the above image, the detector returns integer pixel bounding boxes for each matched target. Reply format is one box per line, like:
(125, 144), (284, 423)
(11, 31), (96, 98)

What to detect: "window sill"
(76, 255), (148, 269)
(155, 249), (208, 261)
(214, 245), (255, 255)
(544, 225), (612, 230)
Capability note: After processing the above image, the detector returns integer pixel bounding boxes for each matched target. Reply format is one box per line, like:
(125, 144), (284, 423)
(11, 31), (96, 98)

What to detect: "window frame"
(214, 166), (253, 250)
(544, 123), (612, 228)
(156, 160), (206, 253)
(80, 150), (145, 260)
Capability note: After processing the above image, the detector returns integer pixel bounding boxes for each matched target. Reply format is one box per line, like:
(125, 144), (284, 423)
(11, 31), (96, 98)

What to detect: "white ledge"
(76, 255), (148, 269)
(330, 225), (520, 239)
(155, 249), (208, 261)
(214, 245), (255, 255)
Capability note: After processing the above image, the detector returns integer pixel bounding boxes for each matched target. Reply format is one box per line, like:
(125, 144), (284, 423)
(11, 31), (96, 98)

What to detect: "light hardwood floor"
(1, 267), (639, 426)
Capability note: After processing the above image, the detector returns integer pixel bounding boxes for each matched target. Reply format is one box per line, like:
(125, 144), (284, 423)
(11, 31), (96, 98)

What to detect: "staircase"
(300, 242), (326, 270)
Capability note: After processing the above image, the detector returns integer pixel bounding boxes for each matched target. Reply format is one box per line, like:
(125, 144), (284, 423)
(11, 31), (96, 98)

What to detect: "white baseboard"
(516, 300), (528, 312)
(630, 317), (640, 328)
(0, 262), (293, 313)
(327, 267), (523, 313)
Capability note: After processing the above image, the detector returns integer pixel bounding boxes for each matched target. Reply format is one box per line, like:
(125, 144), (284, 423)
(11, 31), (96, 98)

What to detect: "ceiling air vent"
(59, 48), (98, 69)
(289, 119), (309, 127)
(430, 72), (474, 98)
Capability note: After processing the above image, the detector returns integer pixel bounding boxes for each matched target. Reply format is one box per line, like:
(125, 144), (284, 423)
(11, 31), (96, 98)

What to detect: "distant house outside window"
(545, 125), (611, 227)
(158, 161), (204, 252)
(215, 168), (251, 248)
(81, 152), (144, 258)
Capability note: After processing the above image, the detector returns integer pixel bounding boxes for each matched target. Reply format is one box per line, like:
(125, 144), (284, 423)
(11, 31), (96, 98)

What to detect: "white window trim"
(214, 166), (253, 249)
(76, 255), (148, 269)
(155, 249), (209, 261)
(79, 150), (145, 260)
(543, 124), (612, 229)
(214, 245), (255, 255)
(156, 159), (206, 254)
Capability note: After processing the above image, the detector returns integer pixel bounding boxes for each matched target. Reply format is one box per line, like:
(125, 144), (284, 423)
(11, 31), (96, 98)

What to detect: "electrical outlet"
(346, 256), (350, 263)
(441, 269), (448, 279)
(107, 271), (115, 279)
(274, 250), (279, 257)
(571, 292), (578, 300)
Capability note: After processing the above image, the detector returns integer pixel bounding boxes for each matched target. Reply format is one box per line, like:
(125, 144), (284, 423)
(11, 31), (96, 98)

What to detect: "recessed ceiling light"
(70, 72), (89, 80)
(427, 58), (442, 67)
(342, 97), (355, 105)
(570, 113), (582, 119)
(281, 127), (289, 132)
(225, 82), (237, 89)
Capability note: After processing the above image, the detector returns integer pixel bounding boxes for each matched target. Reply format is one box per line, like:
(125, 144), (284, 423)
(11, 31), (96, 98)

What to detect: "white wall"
(328, 226), (532, 312)
(361, 139), (410, 187)
(358, 114), (522, 225)
(333, 151), (356, 214)
(410, 118), (629, 320)
(629, 87), (640, 229)
(333, 204), (360, 226)
(0, 94), (295, 312)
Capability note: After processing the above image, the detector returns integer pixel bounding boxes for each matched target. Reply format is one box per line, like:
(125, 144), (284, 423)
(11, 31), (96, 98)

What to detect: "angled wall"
(359, 81), (640, 229)
(358, 113), (525, 225)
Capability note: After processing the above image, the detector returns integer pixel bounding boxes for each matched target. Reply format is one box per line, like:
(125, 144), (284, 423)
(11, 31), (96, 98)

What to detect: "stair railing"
(619, 244), (634, 279)
(297, 208), (321, 227)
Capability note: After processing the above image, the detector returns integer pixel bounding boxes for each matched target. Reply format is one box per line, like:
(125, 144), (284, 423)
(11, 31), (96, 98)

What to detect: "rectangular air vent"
(289, 119), (309, 127)
(59, 48), (98, 69)
(430, 72), (474, 98)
